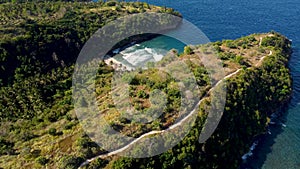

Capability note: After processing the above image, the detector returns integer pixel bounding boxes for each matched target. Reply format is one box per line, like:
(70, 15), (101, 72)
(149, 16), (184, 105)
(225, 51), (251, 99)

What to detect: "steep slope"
(81, 32), (292, 169)
(0, 1), (292, 169)
(0, 1), (180, 168)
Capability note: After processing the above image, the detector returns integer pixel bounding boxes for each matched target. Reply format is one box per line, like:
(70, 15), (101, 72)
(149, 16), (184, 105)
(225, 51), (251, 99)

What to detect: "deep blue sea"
(118, 0), (300, 168)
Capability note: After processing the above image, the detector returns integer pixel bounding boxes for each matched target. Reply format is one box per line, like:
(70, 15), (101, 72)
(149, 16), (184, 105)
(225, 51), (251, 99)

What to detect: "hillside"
(0, 1), (292, 169)
(0, 1), (180, 168)
(77, 32), (292, 169)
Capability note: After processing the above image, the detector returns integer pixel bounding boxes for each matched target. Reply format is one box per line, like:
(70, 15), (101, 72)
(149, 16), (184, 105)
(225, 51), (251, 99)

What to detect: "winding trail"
(79, 49), (271, 168)
(78, 68), (241, 168)
(256, 50), (273, 67)
(259, 37), (263, 46)
(257, 35), (273, 66)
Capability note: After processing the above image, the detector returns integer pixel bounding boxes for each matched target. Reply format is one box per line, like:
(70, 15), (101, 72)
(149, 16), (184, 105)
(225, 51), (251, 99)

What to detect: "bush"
(48, 128), (57, 136)
(36, 156), (49, 165)
(45, 111), (59, 122)
(20, 131), (36, 141)
(0, 138), (14, 155)
(115, 6), (122, 12)
(64, 122), (77, 130)
(106, 1), (117, 7)
(241, 44), (248, 49)
(184, 46), (193, 55)
(129, 8), (139, 14)
(87, 158), (109, 169)
(26, 149), (41, 159)
(258, 47), (266, 53)
(137, 90), (148, 98)
(261, 36), (285, 50)
(226, 41), (237, 49)
(214, 45), (222, 52)
(59, 155), (84, 169)
(219, 52), (236, 60)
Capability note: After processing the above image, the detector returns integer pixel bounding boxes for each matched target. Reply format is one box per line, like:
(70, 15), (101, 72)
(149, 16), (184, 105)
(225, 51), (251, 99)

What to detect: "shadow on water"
(240, 46), (300, 169)
(239, 108), (287, 169)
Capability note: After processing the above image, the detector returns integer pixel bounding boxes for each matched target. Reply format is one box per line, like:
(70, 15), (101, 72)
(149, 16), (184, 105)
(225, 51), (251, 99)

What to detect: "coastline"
(239, 38), (293, 168)
(240, 101), (291, 169)
(81, 33), (293, 168)
(103, 20), (183, 70)
(105, 18), (183, 58)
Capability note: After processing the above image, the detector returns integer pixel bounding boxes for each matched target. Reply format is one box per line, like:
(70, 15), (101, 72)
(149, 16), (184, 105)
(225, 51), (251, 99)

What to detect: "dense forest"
(0, 1), (292, 169)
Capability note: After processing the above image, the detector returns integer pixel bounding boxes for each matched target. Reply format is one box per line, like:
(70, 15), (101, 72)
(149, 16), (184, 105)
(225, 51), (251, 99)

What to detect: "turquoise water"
(120, 0), (300, 168)
(113, 35), (186, 69)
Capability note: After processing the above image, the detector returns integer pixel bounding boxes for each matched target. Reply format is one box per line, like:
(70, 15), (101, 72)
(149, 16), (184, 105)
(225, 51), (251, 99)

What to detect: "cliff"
(0, 1), (292, 169)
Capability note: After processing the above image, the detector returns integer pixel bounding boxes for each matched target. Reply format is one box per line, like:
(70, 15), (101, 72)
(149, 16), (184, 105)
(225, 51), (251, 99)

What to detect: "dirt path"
(256, 50), (273, 67)
(78, 68), (242, 168)
(79, 45), (273, 168)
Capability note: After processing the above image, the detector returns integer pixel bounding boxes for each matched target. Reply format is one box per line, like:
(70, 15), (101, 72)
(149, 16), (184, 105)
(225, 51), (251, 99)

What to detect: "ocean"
(116, 0), (300, 168)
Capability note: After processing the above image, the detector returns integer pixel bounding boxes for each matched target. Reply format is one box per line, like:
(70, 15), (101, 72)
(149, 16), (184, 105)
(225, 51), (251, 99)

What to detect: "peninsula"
(0, 1), (292, 169)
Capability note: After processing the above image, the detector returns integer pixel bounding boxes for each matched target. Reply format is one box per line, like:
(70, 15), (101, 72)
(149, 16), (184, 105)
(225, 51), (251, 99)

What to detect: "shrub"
(88, 158), (109, 169)
(223, 40), (237, 49)
(258, 47), (266, 53)
(214, 45), (222, 52)
(20, 131), (36, 141)
(226, 41), (237, 49)
(235, 55), (243, 64)
(45, 110), (59, 122)
(64, 123), (73, 130)
(261, 36), (285, 50)
(219, 52), (236, 60)
(184, 46), (193, 55)
(106, 1), (117, 7)
(129, 8), (139, 14)
(36, 156), (49, 165)
(115, 6), (122, 12)
(26, 149), (41, 159)
(137, 90), (148, 98)
(48, 128), (57, 136)
(0, 138), (14, 155)
(241, 44), (248, 49)
(59, 155), (84, 169)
